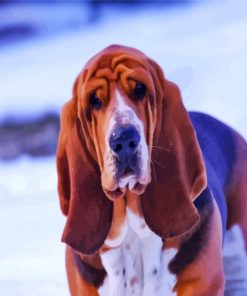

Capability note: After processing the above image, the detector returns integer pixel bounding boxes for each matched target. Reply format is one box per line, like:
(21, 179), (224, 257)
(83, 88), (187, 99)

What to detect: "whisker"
(151, 157), (167, 169)
(150, 159), (157, 183)
(148, 145), (172, 152)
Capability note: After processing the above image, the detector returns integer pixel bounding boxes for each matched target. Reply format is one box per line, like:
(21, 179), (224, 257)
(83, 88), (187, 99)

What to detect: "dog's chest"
(99, 207), (177, 296)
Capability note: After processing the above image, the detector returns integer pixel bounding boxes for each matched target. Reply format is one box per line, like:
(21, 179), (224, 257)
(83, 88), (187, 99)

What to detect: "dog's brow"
(95, 68), (117, 81)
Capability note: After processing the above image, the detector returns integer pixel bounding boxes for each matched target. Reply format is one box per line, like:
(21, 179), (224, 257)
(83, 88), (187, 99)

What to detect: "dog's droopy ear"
(56, 85), (113, 255)
(141, 67), (207, 240)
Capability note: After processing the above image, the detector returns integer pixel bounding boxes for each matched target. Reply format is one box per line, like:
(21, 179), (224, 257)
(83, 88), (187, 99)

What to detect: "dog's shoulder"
(189, 111), (239, 236)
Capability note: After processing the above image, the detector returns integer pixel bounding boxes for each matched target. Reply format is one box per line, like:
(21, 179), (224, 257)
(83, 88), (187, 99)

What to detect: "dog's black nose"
(109, 125), (140, 160)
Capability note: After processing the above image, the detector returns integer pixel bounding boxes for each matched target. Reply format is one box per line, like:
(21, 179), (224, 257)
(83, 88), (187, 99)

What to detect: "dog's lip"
(131, 182), (147, 195)
(104, 180), (147, 201)
(102, 168), (150, 200)
(117, 165), (137, 180)
(104, 187), (126, 200)
(122, 166), (135, 176)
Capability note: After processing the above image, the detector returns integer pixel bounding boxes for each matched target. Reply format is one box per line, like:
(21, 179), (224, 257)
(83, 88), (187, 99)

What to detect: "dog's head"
(57, 45), (207, 254)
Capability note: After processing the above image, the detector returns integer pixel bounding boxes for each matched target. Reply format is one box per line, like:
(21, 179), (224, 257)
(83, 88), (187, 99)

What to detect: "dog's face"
(77, 51), (157, 200)
(94, 83), (150, 199)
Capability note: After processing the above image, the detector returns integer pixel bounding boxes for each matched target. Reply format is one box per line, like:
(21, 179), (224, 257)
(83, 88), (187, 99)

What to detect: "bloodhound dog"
(56, 45), (247, 296)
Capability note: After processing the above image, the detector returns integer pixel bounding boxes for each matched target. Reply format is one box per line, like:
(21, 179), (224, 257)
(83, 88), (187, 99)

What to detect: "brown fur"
(66, 246), (99, 296)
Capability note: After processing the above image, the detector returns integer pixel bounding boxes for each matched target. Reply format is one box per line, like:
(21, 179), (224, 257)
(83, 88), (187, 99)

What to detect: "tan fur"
(66, 246), (99, 296)
(174, 201), (224, 296)
(102, 197), (127, 249)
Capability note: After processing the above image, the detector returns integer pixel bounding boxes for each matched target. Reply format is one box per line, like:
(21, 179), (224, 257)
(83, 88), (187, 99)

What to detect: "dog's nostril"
(129, 141), (136, 149)
(114, 143), (123, 152)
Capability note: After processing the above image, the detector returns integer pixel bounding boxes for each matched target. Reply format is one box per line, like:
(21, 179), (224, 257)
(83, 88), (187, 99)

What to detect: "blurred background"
(0, 0), (246, 295)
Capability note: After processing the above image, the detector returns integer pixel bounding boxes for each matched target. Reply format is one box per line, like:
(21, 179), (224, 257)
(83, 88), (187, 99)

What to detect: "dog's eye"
(133, 82), (146, 101)
(90, 93), (102, 110)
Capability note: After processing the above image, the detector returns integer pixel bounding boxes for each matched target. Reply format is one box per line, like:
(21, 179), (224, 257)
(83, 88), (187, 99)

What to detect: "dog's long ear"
(141, 60), (207, 240)
(56, 78), (113, 255)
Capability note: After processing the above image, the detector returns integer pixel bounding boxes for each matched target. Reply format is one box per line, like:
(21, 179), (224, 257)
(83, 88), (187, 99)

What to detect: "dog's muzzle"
(109, 124), (141, 178)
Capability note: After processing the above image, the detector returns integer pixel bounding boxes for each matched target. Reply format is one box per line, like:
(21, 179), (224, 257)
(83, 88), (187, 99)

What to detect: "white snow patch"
(0, 157), (68, 296)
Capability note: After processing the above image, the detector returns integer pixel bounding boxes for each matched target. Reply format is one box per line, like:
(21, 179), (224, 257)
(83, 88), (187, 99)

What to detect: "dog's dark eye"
(90, 93), (102, 110)
(133, 82), (146, 101)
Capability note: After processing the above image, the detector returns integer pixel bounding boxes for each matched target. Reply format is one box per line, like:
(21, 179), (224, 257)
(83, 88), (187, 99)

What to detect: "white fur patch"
(119, 175), (138, 190)
(158, 248), (177, 295)
(126, 206), (152, 239)
(99, 209), (177, 296)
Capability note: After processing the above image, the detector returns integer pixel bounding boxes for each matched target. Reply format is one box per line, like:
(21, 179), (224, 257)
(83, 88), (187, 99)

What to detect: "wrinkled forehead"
(79, 49), (155, 101)
(83, 45), (148, 75)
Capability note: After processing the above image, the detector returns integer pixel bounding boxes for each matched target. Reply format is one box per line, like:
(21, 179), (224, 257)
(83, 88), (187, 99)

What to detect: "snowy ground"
(0, 157), (68, 295)
(0, 0), (247, 295)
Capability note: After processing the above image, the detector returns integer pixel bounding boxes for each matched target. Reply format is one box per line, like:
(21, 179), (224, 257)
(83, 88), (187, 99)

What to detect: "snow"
(0, 1), (247, 295)
(223, 226), (247, 295)
(0, 157), (68, 295)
